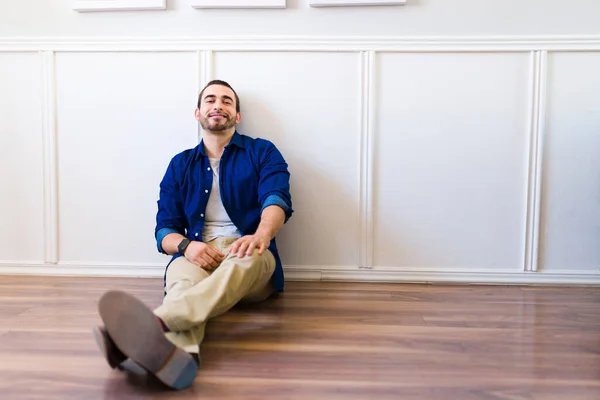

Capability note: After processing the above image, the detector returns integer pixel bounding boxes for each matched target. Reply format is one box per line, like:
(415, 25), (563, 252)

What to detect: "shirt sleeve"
(258, 142), (294, 222)
(155, 227), (179, 254)
(262, 194), (292, 223)
(155, 157), (188, 252)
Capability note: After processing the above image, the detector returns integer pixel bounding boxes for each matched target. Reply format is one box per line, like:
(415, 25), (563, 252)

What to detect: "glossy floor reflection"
(1, 275), (600, 399)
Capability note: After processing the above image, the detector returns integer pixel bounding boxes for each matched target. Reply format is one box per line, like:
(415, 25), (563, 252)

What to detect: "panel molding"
(0, 262), (599, 285)
(523, 50), (548, 272)
(41, 51), (59, 264)
(359, 51), (375, 269)
(198, 50), (214, 93)
(198, 50), (214, 142)
(2, 36), (600, 53)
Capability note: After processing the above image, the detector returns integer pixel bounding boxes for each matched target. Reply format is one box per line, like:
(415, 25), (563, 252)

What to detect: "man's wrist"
(177, 238), (191, 255)
(255, 229), (273, 242)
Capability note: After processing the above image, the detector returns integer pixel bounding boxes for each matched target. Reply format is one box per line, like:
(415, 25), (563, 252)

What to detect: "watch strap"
(177, 238), (191, 255)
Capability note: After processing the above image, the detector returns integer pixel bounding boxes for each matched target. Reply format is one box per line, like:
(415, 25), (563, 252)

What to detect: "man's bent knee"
(229, 248), (274, 267)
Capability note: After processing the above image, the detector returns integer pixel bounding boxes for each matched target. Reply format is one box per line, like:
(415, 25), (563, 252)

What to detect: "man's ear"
(236, 112), (242, 124)
(194, 108), (201, 121)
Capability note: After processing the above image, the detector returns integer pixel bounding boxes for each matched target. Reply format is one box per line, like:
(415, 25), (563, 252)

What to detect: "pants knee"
(230, 249), (274, 271)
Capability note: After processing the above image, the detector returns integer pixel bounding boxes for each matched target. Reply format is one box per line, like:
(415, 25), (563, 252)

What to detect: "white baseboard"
(284, 265), (600, 285)
(0, 262), (599, 286)
(0, 262), (164, 278)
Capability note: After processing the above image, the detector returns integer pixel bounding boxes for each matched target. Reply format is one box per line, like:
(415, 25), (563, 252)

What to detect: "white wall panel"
(55, 52), (198, 263)
(374, 53), (530, 270)
(1, 40), (599, 285)
(539, 52), (600, 272)
(0, 53), (45, 262)
(214, 52), (361, 267)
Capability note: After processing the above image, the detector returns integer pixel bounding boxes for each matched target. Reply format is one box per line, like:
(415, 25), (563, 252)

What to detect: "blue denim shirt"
(155, 131), (293, 292)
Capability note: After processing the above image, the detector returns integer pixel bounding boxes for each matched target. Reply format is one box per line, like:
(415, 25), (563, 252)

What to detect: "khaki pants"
(153, 236), (276, 354)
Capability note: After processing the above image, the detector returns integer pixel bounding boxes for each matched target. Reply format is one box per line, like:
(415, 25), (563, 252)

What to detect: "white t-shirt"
(200, 158), (242, 242)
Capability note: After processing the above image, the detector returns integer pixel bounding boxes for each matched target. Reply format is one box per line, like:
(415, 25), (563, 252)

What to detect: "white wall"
(0, 1), (599, 284)
(1, 0), (600, 37)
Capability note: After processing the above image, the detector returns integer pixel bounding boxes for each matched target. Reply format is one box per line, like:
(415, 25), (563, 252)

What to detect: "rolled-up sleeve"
(155, 227), (179, 254)
(262, 194), (292, 222)
(258, 143), (293, 222)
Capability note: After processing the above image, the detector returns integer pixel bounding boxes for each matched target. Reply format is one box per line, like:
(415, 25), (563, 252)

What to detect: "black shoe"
(92, 326), (127, 369)
(98, 290), (198, 390)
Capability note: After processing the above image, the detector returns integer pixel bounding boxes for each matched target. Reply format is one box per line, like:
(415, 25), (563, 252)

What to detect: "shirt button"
(195, 233), (199, 237)
(207, 167), (211, 171)
(200, 213), (204, 217)
(205, 189), (209, 193)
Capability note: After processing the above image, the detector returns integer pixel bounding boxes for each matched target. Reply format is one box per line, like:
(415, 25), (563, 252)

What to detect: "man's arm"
(230, 205), (285, 258)
(257, 142), (293, 221)
(160, 232), (187, 255)
(161, 231), (225, 270)
(256, 205), (286, 241)
(155, 158), (187, 253)
(229, 140), (292, 258)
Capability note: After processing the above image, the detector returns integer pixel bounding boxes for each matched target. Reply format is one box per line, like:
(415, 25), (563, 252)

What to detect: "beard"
(199, 114), (236, 132)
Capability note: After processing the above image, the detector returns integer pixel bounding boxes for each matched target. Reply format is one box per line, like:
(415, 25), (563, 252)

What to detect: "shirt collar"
(195, 130), (245, 160)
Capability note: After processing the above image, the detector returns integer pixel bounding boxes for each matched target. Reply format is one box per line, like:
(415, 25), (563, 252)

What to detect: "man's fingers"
(199, 253), (219, 268)
(246, 240), (258, 256)
(229, 240), (241, 255)
(206, 246), (225, 260)
(228, 236), (269, 258)
(258, 242), (267, 255)
(191, 258), (203, 268)
(237, 241), (250, 258)
(200, 245), (224, 267)
(195, 257), (210, 270)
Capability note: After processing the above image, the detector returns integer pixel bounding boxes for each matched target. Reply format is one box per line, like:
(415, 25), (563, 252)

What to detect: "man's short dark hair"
(197, 80), (240, 113)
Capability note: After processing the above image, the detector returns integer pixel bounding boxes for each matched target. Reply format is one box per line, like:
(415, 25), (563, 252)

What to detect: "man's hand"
(230, 233), (271, 258)
(184, 241), (225, 271)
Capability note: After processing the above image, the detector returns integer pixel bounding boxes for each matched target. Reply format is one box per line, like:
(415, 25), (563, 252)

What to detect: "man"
(92, 80), (293, 390)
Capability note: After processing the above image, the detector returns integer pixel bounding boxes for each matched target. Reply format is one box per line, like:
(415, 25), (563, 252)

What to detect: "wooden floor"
(1, 276), (600, 400)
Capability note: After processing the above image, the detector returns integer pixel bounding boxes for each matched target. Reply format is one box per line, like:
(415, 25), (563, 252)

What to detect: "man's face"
(195, 84), (241, 133)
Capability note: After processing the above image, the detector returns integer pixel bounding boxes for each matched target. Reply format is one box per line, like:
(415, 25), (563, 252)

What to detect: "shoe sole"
(98, 290), (198, 390)
(92, 326), (125, 369)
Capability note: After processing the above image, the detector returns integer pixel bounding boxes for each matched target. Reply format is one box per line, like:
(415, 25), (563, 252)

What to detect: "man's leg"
(154, 236), (276, 333)
(92, 255), (211, 369)
(94, 237), (275, 390)
(158, 254), (212, 355)
(93, 242), (217, 389)
(97, 290), (199, 390)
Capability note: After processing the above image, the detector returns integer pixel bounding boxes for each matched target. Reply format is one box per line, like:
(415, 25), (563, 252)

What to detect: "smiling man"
(92, 80), (293, 390)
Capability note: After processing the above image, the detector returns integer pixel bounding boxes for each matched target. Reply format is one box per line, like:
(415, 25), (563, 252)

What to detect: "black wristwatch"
(177, 238), (191, 255)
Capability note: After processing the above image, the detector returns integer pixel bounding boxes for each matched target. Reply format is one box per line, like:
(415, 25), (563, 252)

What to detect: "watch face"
(179, 239), (189, 253)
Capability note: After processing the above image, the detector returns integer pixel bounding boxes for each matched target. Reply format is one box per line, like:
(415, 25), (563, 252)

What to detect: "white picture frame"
(310, 0), (406, 6)
(73, 0), (166, 12)
(191, 0), (286, 9)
